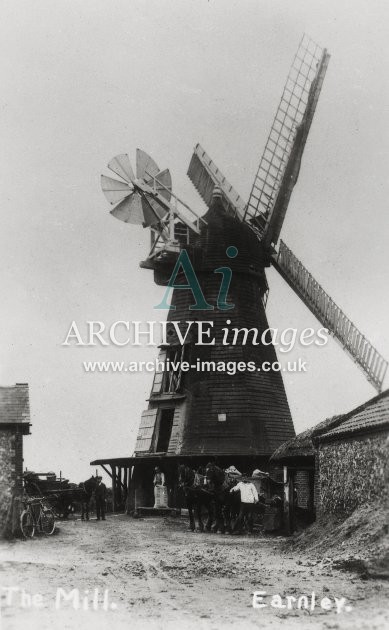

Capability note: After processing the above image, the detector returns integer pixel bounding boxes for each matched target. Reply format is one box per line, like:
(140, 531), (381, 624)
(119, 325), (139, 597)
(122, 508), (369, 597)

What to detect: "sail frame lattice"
(187, 144), (247, 219)
(244, 35), (326, 230)
(273, 240), (388, 392)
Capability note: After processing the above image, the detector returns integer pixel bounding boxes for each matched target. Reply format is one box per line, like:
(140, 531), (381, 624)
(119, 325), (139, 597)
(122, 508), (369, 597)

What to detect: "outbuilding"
(270, 389), (389, 534)
(0, 383), (31, 537)
(313, 389), (389, 518)
(270, 414), (342, 533)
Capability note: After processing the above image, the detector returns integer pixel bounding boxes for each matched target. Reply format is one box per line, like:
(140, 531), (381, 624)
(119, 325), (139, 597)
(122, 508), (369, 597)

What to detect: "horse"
(178, 464), (214, 532)
(204, 463), (240, 533)
(78, 476), (98, 520)
(205, 465), (268, 534)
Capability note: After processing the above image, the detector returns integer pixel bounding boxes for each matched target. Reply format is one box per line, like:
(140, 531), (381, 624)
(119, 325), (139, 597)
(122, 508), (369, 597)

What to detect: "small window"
(218, 412), (227, 422)
(151, 345), (187, 395)
(151, 350), (167, 394)
(162, 346), (184, 393)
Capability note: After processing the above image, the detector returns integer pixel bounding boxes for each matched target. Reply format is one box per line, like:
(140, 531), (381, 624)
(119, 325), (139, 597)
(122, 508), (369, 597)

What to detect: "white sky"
(1, 0), (388, 483)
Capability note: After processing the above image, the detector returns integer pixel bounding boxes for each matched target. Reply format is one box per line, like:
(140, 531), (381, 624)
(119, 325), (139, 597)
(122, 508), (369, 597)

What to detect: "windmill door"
(156, 408), (175, 453)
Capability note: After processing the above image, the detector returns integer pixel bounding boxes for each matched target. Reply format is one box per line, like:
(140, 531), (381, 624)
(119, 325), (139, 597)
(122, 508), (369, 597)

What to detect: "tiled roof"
(271, 389), (389, 460)
(0, 383), (30, 426)
(319, 389), (389, 441)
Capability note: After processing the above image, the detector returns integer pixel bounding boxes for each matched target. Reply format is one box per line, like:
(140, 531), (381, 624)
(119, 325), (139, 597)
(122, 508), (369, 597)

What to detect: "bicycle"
(20, 497), (56, 538)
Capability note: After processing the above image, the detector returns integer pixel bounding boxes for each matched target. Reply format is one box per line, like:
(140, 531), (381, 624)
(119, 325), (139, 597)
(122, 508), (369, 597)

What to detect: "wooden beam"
(111, 465), (117, 512)
(101, 465), (112, 479)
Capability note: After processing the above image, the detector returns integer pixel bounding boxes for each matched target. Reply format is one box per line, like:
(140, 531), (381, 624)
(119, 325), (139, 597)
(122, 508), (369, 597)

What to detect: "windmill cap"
(212, 185), (223, 199)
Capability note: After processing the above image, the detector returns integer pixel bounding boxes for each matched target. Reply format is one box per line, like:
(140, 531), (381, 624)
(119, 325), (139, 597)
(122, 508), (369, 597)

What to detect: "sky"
(0, 0), (388, 483)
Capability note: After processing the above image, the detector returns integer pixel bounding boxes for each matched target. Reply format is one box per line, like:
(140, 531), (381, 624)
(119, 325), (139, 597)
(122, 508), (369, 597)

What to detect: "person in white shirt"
(230, 477), (259, 534)
(153, 467), (165, 508)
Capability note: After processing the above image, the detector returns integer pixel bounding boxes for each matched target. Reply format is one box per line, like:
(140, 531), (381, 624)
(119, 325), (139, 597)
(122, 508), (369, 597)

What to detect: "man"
(226, 465), (242, 477)
(95, 476), (107, 521)
(153, 466), (166, 508)
(230, 476), (258, 534)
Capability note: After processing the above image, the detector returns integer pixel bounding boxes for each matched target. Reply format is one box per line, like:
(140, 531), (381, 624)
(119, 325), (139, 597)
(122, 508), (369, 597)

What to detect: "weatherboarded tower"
(135, 191), (294, 459)
(129, 191), (295, 507)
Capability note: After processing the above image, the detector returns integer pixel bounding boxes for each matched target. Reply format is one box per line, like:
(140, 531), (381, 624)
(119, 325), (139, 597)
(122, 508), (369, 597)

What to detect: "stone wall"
(0, 428), (23, 537)
(318, 431), (389, 517)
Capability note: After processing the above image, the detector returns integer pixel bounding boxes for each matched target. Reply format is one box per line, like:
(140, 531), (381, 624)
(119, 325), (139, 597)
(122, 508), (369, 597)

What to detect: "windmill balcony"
(140, 241), (182, 271)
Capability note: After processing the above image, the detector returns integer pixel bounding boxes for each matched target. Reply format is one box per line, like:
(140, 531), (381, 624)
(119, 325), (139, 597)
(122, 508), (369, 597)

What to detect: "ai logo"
(155, 246), (238, 311)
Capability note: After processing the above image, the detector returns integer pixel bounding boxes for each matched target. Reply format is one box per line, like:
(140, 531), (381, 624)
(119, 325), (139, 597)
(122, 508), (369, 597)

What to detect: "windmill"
(99, 35), (387, 510)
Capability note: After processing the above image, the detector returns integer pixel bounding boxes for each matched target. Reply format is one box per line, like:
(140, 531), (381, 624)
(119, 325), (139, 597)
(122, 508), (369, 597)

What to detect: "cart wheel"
(20, 510), (35, 538)
(41, 508), (56, 535)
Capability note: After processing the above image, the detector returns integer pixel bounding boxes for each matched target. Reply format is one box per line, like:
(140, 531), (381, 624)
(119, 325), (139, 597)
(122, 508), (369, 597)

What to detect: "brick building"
(0, 383), (31, 537)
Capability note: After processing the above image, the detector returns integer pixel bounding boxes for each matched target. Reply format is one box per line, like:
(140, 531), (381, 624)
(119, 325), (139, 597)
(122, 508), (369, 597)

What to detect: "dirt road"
(1, 514), (388, 630)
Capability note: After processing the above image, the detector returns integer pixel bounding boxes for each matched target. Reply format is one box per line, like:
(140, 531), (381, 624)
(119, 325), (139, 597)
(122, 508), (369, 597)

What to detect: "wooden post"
(119, 466), (126, 509)
(289, 473), (295, 533)
(283, 465), (291, 536)
(111, 465), (117, 512)
(124, 467), (129, 514)
(118, 467), (122, 508)
(117, 466), (121, 509)
(123, 467), (128, 505)
(126, 466), (134, 515)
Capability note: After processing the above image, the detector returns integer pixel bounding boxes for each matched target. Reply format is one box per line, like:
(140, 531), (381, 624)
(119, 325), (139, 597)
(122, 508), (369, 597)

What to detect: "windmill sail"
(187, 144), (247, 218)
(273, 240), (388, 392)
(244, 35), (330, 247)
(186, 145), (388, 393)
